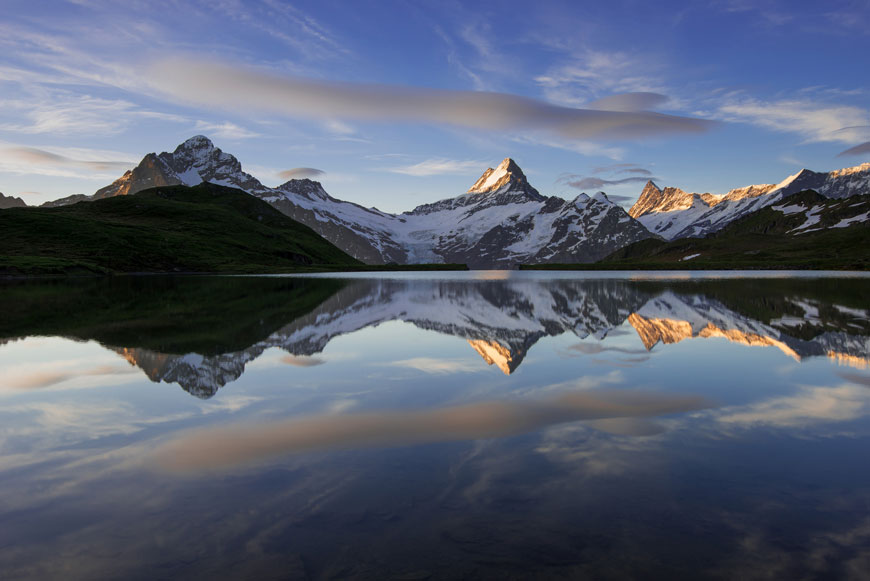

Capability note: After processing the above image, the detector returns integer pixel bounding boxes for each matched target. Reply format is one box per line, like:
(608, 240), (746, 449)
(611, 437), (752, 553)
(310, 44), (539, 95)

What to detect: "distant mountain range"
(22, 135), (870, 267)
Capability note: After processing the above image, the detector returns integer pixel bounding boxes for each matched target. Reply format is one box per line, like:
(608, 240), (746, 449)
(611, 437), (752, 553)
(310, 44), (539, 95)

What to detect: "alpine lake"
(1, 271), (869, 580)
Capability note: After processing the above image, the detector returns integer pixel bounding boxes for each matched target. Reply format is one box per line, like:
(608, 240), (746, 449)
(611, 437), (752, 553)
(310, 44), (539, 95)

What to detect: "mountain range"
(597, 189), (870, 270)
(21, 136), (870, 267)
(629, 163), (870, 240)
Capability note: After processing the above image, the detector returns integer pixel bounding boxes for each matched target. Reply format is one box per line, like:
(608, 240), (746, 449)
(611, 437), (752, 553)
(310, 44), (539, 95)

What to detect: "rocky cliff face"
(629, 163), (870, 240)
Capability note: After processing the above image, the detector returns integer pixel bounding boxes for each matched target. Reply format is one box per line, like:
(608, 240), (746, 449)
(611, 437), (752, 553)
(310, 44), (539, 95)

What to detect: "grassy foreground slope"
(0, 182), (361, 275)
(523, 191), (869, 271)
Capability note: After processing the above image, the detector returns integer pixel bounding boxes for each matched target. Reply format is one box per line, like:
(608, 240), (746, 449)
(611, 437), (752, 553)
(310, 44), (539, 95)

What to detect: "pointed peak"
(642, 179), (661, 192)
(496, 157), (526, 180)
(467, 157), (529, 194)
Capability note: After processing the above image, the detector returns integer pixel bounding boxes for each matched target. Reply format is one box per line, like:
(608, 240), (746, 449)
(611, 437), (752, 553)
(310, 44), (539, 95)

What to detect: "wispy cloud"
(535, 50), (672, 108)
(2, 364), (137, 391)
(210, 0), (351, 61)
(717, 384), (870, 428)
(386, 158), (486, 177)
(3, 146), (134, 172)
(508, 135), (625, 160)
(0, 143), (137, 179)
(193, 120), (260, 140)
(148, 58), (713, 142)
(0, 88), (190, 138)
(711, 0), (795, 27)
(385, 357), (484, 374)
(716, 97), (870, 144)
(433, 25), (487, 91)
(0, 94), (141, 136)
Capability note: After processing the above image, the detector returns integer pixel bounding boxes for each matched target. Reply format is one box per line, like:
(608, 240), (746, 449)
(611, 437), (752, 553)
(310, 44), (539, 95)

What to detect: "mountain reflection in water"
(1, 274), (867, 397)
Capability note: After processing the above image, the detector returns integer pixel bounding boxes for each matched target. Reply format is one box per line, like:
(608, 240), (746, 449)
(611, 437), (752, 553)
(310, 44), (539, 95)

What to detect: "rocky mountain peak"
(629, 181), (667, 218)
(467, 157), (531, 195)
(642, 180), (661, 193)
(164, 135), (242, 180)
(277, 178), (331, 201)
(173, 135), (215, 154)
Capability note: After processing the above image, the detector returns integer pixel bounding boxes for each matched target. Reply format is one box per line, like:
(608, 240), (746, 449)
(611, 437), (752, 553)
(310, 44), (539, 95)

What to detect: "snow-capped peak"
(592, 191), (612, 204)
(174, 135), (215, 154)
(159, 135), (266, 190)
(467, 157), (528, 194)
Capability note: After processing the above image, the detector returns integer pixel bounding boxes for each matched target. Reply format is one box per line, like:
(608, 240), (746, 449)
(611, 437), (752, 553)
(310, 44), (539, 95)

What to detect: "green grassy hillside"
(0, 182), (361, 275)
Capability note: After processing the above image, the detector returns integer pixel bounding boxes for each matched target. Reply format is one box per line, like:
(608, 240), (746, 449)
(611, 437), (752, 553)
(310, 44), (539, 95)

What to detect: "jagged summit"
(629, 181), (699, 218)
(41, 135), (267, 207)
(175, 135), (214, 152)
(467, 157), (531, 194)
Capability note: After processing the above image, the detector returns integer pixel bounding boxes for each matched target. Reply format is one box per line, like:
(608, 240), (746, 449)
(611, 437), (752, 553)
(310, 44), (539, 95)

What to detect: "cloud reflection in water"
(149, 389), (709, 473)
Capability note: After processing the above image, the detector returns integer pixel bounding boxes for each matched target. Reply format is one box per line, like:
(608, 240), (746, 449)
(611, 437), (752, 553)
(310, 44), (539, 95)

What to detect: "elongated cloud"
(559, 175), (654, 190)
(148, 58), (714, 141)
(838, 141), (870, 157)
(586, 92), (670, 112)
(3, 365), (135, 390)
(277, 167), (325, 180)
(148, 389), (709, 472)
(4, 146), (133, 172)
(557, 161), (658, 191)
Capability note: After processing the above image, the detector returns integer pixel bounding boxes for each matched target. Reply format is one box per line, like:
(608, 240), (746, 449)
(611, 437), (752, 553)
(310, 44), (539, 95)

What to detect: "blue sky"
(1, 0), (868, 211)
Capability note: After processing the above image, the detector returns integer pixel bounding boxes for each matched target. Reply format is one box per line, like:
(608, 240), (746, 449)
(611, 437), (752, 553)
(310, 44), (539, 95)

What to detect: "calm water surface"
(1, 271), (869, 580)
